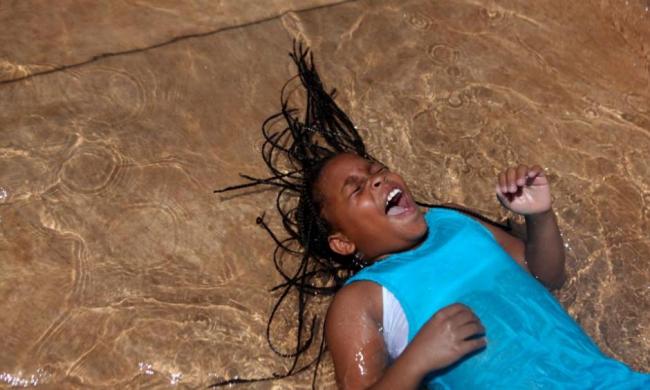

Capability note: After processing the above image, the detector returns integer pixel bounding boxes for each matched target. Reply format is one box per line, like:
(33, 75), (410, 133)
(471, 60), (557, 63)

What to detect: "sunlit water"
(1, 0), (649, 388)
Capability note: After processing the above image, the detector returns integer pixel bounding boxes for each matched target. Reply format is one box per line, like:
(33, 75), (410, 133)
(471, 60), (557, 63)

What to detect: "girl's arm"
(326, 282), (486, 389)
(474, 213), (565, 290)
(523, 209), (566, 289)
(495, 164), (566, 289)
(445, 163), (566, 290)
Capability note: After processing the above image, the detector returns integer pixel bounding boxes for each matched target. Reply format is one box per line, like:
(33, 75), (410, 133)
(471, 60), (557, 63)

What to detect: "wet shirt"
(346, 208), (650, 389)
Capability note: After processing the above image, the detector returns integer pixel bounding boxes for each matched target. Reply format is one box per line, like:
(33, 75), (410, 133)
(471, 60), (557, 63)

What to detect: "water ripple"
(61, 67), (146, 128)
(60, 142), (124, 195)
(106, 202), (180, 271)
(403, 10), (433, 30)
(426, 43), (459, 66)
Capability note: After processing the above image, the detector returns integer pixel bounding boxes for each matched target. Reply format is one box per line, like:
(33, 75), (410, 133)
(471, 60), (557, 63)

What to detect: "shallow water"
(1, 0), (649, 388)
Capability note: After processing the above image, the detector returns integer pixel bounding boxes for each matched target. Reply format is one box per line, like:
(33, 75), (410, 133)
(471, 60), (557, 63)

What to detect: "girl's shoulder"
(324, 281), (389, 386)
(326, 281), (382, 329)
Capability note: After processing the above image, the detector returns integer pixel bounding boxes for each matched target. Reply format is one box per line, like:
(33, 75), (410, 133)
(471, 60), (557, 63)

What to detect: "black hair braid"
(211, 42), (371, 388)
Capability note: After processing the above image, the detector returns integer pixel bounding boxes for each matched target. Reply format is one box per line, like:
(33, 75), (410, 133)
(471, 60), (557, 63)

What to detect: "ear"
(328, 232), (356, 257)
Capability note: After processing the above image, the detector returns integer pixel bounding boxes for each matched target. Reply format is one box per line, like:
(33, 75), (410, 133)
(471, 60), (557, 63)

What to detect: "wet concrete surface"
(0, 0), (649, 388)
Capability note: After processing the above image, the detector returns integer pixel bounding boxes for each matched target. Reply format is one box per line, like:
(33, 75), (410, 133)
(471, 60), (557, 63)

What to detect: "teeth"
(385, 188), (402, 207)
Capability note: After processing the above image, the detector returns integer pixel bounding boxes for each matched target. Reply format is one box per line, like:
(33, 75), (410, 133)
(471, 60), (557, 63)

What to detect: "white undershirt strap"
(381, 286), (409, 360)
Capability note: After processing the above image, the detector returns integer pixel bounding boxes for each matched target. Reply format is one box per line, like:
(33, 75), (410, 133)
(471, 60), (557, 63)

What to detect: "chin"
(413, 216), (429, 239)
(400, 210), (428, 241)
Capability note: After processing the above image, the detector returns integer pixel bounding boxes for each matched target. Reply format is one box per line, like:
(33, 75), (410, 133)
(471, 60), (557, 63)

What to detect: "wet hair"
(212, 42), (372, 388)
(212, 42), (516, 388)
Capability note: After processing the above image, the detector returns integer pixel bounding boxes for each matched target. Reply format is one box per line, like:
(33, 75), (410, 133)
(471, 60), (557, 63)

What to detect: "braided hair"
(212, 42), (373, 388)
(212, 42), (515, 388)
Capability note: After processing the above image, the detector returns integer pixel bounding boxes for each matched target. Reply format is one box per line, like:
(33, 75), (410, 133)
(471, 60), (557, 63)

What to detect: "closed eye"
(350, 184), (362, 197)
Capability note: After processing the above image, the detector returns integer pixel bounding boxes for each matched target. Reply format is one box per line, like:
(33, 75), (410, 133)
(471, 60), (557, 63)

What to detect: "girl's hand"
(496, 164), (551, 215)
(406, 303), (486, 376)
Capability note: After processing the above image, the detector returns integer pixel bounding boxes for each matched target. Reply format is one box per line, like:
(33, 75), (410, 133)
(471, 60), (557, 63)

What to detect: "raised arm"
(496, 164), (566, 289)
(326, 282), (486, 389)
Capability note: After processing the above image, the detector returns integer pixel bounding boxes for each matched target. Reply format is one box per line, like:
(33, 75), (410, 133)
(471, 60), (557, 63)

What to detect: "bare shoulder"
(326, 281), (382, 330)
(325, 281), (387, 388)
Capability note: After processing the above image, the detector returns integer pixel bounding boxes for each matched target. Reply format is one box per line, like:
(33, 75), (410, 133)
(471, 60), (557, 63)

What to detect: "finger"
(527, 165), (545, 182)
(459, 336), (487, 356)
(506, 167), (517, 192)
(457, 322), (486, 340)
(497, 172), (507, 194)
(516, 165), (528, 186)
(449, 309), (479, 327)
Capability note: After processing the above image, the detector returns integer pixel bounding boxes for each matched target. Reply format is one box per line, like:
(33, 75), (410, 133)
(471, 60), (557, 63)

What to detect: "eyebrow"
(341, 174), (362, 194)
(340, 161), (381, 194)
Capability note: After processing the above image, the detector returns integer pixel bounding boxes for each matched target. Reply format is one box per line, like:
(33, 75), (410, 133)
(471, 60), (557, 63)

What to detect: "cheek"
(349, 198), (386, 227)
(335, 200), (383, 235)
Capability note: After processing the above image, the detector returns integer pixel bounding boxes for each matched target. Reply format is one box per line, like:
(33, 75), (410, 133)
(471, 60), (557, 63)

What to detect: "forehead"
(319, 153), (369, 185)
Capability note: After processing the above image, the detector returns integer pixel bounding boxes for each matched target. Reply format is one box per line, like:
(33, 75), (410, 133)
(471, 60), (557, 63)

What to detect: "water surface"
(1, 0), (649, 388)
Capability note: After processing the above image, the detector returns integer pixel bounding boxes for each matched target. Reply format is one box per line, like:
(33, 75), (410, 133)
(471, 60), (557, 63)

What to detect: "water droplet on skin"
(354, 351), (368, 376)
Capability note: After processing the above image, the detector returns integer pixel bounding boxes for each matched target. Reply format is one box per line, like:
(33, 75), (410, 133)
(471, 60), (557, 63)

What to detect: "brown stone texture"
(1, 0), (649, 388)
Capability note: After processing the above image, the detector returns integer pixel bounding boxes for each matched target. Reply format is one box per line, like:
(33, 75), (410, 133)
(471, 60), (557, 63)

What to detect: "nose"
(371, 172), (383, 188)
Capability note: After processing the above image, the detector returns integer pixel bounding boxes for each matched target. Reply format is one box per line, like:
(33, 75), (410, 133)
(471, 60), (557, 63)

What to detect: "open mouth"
(385, 187), (410, 216)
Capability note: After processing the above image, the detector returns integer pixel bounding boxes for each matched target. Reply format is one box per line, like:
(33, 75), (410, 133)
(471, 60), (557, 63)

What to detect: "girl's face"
(316, 153), (428, 261)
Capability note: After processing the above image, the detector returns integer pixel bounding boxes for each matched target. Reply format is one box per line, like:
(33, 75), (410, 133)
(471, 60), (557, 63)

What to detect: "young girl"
(214, 45), (649, 389)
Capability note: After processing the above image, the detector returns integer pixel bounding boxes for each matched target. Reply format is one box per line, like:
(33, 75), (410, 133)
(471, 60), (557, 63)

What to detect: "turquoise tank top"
(346, 208), (649, 389)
